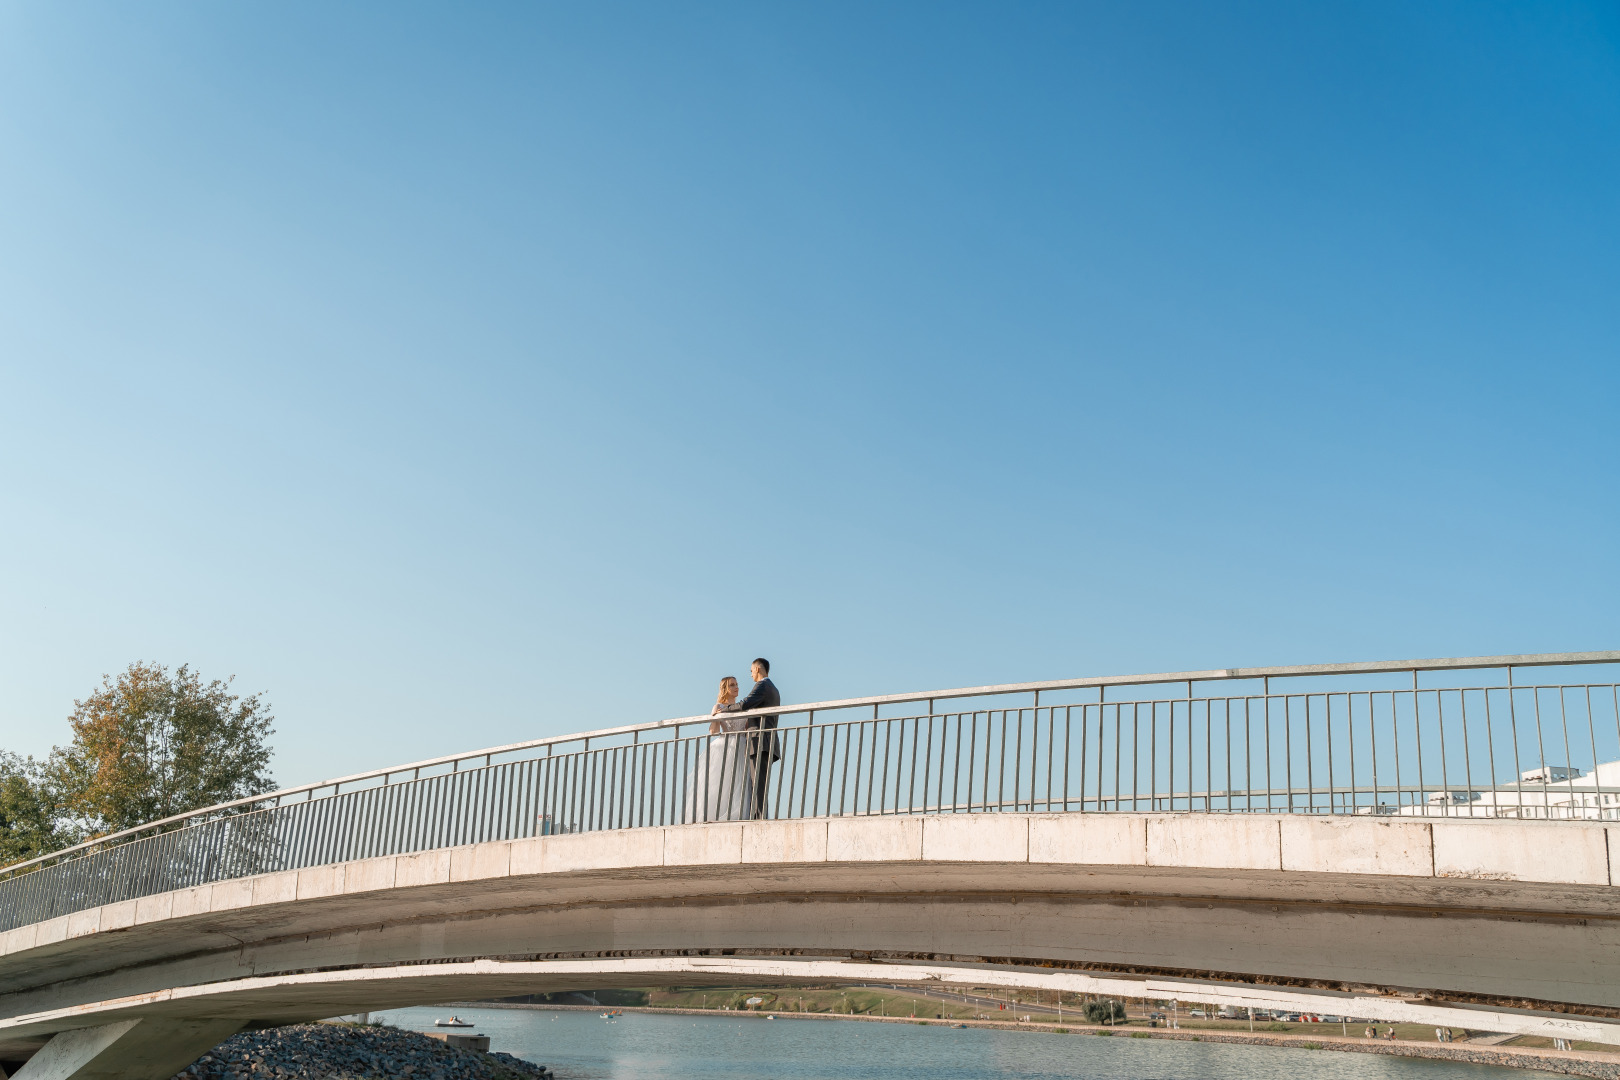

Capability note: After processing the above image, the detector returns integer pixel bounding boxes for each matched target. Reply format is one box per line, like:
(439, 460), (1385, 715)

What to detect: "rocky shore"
(173, 1023), (553, 1080)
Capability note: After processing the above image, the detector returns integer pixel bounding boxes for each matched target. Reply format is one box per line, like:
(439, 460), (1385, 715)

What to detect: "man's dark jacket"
(722, 677), (780, 761)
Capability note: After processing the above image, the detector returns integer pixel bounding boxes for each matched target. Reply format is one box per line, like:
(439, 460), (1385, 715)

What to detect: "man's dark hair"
(753, 657), (770, 675)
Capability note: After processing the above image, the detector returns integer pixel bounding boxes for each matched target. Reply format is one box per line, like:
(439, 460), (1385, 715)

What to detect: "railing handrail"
(5, 649), (1616, 878)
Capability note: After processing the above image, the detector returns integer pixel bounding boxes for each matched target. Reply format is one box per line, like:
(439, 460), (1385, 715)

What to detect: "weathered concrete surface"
(0, 813), (1615, 1062)
(11, 1019), (241, 1080)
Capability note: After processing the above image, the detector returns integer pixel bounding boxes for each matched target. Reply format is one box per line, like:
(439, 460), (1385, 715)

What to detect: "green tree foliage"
(48, 662), (275, 837)
(0, 752), (66, 863)
(1084, 998), (1127, 1024)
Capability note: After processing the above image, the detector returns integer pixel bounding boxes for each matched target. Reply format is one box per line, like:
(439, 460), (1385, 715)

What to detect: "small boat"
(435, 1016), (474, 1028)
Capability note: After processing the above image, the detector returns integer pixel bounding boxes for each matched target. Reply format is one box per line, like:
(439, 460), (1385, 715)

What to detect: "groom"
(717, 657), (780, 819)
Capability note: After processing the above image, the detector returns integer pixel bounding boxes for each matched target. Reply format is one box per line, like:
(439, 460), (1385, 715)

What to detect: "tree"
(1085, 998), (1127, 1024)
(0, 752), (66, 864)
(49, 662), (275, 836)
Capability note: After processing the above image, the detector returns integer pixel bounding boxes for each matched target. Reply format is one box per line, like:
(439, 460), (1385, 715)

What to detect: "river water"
(379, 1006), (1561, 1080)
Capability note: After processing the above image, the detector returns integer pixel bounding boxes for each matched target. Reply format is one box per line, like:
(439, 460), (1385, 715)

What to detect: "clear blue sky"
(2, 2), (1616, 788)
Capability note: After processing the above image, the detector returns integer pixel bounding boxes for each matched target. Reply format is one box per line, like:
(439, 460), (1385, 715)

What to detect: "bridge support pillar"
(13, 1019), (241, 1080)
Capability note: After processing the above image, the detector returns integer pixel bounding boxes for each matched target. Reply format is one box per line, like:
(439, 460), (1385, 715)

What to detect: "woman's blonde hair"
(717, 676), (739, 705)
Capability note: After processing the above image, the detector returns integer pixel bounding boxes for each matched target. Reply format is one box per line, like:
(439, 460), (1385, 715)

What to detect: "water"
(379, 1006), (1563, 1080)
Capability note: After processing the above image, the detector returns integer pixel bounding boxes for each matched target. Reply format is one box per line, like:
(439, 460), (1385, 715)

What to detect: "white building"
(1377, 758), (1620, 820)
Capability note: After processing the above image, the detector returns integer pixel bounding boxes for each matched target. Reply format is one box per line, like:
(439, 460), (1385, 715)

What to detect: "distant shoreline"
(445, 1001), (1620, 1079)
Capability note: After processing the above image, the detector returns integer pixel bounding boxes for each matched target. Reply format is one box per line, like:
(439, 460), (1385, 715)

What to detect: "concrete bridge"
(3, 652), (1619, 1077)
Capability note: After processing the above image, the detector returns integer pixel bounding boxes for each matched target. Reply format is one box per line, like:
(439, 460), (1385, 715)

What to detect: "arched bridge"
(3, 652), (1619, 1078)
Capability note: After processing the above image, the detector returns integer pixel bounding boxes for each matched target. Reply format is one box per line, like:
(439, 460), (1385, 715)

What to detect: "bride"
(683, 676), (754, 822)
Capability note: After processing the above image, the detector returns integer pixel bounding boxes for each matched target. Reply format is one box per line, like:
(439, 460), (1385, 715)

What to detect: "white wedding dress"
(683, 717), (755, 822)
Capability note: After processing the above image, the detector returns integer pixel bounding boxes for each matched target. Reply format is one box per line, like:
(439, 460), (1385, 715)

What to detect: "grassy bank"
(490, 984), (1613, 1050)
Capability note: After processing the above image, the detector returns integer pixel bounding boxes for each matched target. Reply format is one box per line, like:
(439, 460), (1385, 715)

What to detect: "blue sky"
(1, 2), (1616, 787)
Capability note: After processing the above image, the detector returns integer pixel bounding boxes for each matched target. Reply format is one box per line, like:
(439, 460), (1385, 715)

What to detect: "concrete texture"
(1028, 814), (1145, 865)
(1280, 817), (1432, 877)
(0, 812), (1616, 1066)
(1433, 820), (1612, 886)
(12, 1019), (242, 1080)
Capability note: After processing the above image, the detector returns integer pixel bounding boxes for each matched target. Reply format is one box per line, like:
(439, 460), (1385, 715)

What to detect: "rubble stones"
(174, 1023), (553, 1080)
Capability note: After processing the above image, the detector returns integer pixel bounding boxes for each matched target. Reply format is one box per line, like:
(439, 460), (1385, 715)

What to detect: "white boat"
(435, 1016), (474, 1027)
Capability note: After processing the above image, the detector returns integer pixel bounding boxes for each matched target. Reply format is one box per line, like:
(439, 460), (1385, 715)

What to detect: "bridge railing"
(2, 651), (1618, 935)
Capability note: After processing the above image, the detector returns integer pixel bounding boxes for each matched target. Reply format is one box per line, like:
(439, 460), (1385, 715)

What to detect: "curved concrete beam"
(1, 813), (1615, 1058)
(6, 957), (1619, 1050)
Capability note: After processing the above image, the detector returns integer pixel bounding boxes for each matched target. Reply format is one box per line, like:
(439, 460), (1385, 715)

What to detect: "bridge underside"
(2, 814), (1618, 1072)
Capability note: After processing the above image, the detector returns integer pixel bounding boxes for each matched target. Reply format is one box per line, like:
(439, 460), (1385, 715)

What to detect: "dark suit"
(720, 677), (780, 819)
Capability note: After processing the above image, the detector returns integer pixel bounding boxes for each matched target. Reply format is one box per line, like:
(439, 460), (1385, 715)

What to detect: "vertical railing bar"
(626, 734), (639, 830)
(1607, 689), (1620, 816)
(1224, 698), (1232, 813)
(780, 724), (798, 821)
(892, 713), (906, 816)
(1303, 694), (1314, 813)
(1367, 693), (1379, 814)
(1389, 692), (1404, 815)
(1587, 689), (1600, 822)
(1283, 694), (1294, 813)
(1245, 695), (1254, 813)
(805, 712), (821, 819)
(1345, 692), (1356, 815)
(654, 740), (667, 828)
(836, 720), (853, 817)
(1263, 681), (1273, 812)
(1002, 710), (1014, 814)
(584, 746), (596, 832)
(1148, 700), (1158, 811)
(1532, 684), (1550, 819)
(961, 713), (974, 814)
(1558, 686), (1577, 818)
(868, 705), (881, 816)
(1042, 701), (1053, 813)
(613, 745), (626, 830)
(578, 752), (592, 833)
(1109, 703), (1118, 812)
(920, 703), (935, 814)
(1437, 690), (1450, 816)
(540, 754), (555, 837)
(699, 728), (713, 825)
(1133, 701), (1143, 811)
(1063, 705), (1073, 813)
(1585, 685), (1601, 820)
(1095, 689), (1106, 811)
(984, 710), (996, 812)
(1411, 672), (1426, 817)
(909, 713), (922, 814)
(1505, 671), (1525, 820)
(854, 715), (868, 816)
(565, 750), (579, 834)
(1194, 697), (1205, 812)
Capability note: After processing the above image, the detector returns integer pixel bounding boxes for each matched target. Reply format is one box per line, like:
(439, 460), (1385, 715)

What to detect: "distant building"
(1365, 758), (1620, 820)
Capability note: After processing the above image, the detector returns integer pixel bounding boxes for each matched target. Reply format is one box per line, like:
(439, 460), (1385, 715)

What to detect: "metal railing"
(2, 651), (1618, 935)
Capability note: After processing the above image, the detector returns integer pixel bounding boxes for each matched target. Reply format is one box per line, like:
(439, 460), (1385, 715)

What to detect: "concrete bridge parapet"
(2, 812), (1618, 1076)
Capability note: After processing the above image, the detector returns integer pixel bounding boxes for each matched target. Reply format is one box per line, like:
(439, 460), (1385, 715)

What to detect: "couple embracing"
(684, 657), (779, 822)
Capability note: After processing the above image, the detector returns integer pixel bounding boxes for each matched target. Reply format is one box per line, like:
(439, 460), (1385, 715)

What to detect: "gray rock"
(175, 1023), (554, 1080)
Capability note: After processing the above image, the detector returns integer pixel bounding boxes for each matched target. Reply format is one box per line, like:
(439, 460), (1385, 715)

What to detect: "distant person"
(684, 676), (753, 821)
(716, 657), (780, 819)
